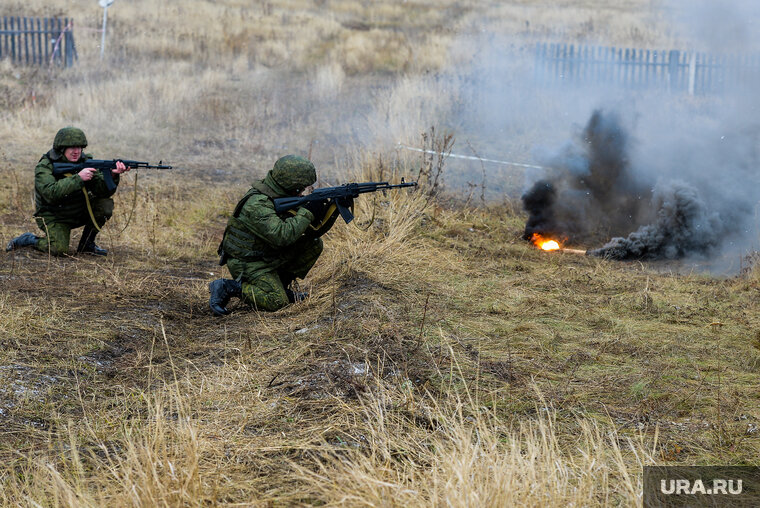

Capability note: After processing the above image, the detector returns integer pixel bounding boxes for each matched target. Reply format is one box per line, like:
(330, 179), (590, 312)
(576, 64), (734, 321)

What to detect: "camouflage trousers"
(226, 237), (323, 312)
(34, 198), (114, 256)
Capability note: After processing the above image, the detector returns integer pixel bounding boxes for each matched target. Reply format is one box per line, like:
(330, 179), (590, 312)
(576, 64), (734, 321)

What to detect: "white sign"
(99, 0), (115, 59)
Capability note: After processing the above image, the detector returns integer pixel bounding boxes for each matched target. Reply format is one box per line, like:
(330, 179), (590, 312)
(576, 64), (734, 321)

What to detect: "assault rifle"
(52, 159), (173, 192)
(273, 179), (417, 224)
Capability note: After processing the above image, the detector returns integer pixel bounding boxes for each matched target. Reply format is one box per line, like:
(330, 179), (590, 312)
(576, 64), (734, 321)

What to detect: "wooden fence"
(534, 42), (760, 95)
(0, 16), (77, 67)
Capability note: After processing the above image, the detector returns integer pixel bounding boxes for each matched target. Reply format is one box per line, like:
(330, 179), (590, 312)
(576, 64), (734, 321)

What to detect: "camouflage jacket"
(34, 150), (119, 222)
(220, 172), (314, 262)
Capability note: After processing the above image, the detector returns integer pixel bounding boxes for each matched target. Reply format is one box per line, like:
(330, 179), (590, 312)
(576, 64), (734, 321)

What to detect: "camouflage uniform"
(8, 127), (119, 256)
(211, 155), (322, 313)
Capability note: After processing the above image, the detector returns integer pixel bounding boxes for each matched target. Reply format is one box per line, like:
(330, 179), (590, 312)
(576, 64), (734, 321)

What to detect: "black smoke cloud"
(586, 182), (724, 260)
(522, 110), (652, 246)
(521, 108), (754, 263)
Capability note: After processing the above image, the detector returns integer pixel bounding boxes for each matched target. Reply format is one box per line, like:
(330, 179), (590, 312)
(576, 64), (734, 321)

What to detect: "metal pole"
(100, 6), (107, 60)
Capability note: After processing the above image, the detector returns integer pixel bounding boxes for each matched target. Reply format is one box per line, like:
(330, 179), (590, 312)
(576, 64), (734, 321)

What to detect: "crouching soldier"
(5, 127), (130, 256)
(209, 155), (343, 315)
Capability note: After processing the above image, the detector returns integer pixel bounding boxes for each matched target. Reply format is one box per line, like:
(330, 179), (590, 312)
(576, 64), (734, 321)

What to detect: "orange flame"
(530, 233), (561, 251)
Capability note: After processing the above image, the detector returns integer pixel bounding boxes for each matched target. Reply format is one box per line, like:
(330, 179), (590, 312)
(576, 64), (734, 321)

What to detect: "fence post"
(10, 17), (16, 63)
(65, 18), (74, 67)
(668, 50), (679, 92)
(688, 52), (696, 95)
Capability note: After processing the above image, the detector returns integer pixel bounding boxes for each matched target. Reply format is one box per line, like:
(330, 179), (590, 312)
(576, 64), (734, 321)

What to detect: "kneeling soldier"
(6, 127), (129, 256)
(209, 155), (342, 315)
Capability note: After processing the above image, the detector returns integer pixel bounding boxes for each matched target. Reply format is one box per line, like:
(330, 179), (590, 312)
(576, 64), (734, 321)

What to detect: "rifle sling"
(63, 171), (102, 232)
(289, 202), (338, 231)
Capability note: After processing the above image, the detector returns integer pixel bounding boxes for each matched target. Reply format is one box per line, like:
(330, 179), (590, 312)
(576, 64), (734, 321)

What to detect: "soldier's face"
(63, 147), (83, 162)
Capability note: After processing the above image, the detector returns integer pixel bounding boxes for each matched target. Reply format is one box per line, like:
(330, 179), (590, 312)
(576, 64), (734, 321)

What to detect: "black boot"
(6, 232), (39, 252)
(77, 226), (107, 256)
(285, 288), (309, 303)
(278, 271), (308, 304)
(209, 278), (242, 316)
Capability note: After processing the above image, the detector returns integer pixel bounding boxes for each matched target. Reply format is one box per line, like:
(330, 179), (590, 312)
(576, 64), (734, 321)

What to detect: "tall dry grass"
(0, 359), (657, 507)
(1, 0), (691, 181)
(294, 383), (654, 507)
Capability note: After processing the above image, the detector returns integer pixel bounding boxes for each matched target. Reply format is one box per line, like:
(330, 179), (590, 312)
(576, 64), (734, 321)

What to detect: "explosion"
(521, 109), (734, 263)
(530, 233), (560, 251)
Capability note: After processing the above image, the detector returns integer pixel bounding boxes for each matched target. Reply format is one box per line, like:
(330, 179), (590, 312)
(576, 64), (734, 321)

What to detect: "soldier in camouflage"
(209, 155), (343, 315)
(5, 127), (130, 256)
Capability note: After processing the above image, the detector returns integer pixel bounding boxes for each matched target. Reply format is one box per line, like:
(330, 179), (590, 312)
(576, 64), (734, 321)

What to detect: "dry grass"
(2, 152), (759, 504)
(1, 0), (759, 506)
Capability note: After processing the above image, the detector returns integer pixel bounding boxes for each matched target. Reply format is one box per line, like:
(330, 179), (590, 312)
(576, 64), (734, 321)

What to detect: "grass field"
(1, 0), (759, 506)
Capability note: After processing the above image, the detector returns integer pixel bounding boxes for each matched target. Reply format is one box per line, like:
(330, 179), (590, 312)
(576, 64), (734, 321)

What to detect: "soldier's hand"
(303, 199), (328, 221)
(78, 167), (97, 182)
(112, 160), (130, 175)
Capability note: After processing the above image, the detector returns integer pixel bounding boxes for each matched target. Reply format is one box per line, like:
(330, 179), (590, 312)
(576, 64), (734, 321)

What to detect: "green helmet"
(270, 155), (316, 194)
(53, 127), (88, 151)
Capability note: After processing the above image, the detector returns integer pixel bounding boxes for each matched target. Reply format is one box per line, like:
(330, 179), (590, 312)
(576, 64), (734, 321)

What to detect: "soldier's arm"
(84, 155), (120, 197)
(240, 195), (314, 248)
(34, 158), (86, 204)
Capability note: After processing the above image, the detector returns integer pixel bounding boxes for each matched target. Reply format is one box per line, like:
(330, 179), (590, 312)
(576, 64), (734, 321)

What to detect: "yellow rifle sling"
(65, 172), (102, 232)
(288, 202), (348, 231)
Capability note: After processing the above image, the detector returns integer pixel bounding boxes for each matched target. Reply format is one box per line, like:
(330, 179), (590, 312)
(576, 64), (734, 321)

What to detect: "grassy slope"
(0, 0), (759, 505)
(1, 169), (758, 504)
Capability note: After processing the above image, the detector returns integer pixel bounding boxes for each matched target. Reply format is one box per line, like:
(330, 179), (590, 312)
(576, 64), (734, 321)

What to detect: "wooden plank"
(630, 49), (637, 87)
(644, 49), (650, 87)
(67, 18), (76, 67)
(696, 52), (701, 94)
(598, 45), (604, 84)
(687, 52), (696, 95)
(585, 44), (589, 83)
(54, 17), (62, 64)
(29, 17), (35, 64)
(44, 18), (49, 63)
(568, 44), (575, 81)
(64, 17), (70, 67)
(23, 17), (29, 65)
(36, 18), (42, 65)
(608, 46), (614, 84)
(541, 42), (548, 85)
(31, 17), (36, 64)
(10, 16), (16, 62)
(619, 47), (625, 86)
(654, 51), (660, 86)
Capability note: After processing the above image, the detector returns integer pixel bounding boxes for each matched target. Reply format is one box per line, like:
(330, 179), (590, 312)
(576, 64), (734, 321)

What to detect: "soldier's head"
(270, 155), (317, 196)
(53, 127), (88, 163)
